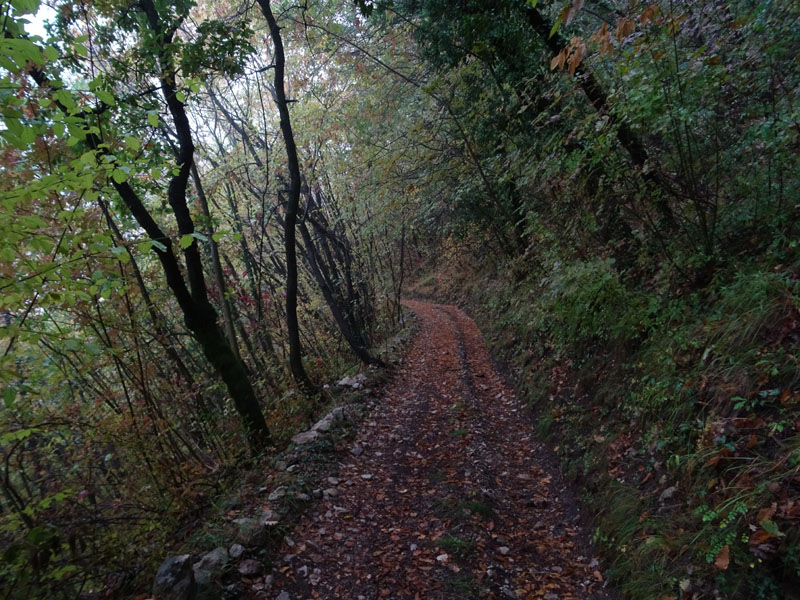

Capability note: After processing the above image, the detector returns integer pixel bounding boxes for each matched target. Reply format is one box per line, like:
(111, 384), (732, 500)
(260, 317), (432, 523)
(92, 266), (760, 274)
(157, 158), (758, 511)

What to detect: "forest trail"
(265, 301), (615, 599)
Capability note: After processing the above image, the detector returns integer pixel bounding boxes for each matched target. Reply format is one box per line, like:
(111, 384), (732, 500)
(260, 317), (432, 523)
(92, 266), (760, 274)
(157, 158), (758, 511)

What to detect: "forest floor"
(259, 301), (616, 599)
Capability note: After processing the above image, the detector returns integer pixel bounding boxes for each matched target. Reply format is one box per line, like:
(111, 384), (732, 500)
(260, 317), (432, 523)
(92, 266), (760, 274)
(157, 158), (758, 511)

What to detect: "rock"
(351, 443), (363, 457)
(336, 375), (357, 387)
(309, 568), (322, 585)
(268, 486), (287, 501)
(659, 486), (678, 503)
(233, 518), (266, 547)
(152, 554), (196, 600)
(260, 509), (279, 526)
(360, 473), (373, 480)
(229, 544), (245, 560)
(276, 592), (291, 600)
(327, 477), (341, 485)
(499, 546), (510, 555)
(501, 586), (518, 599)
(291, 430), (319, 445)
(312, 488), (323, 499)
(238, 559), (263, 577)
(436, 553), (449, 563)
(311, 407), (347, 433)
(322, 487), (338, 498)
(192, 547), (229, 586)
(295, 492), (310, 501)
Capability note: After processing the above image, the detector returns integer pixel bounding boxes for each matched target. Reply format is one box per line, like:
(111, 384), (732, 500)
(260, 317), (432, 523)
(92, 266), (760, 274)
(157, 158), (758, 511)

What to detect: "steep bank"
(409, 248), (800, 600)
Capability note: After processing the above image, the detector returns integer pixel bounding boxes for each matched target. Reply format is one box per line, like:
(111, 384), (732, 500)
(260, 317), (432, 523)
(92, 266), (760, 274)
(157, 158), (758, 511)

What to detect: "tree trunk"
(26, 0), (273, 453)
(256, 0), (316, 393)
(523, 6), (675, 228)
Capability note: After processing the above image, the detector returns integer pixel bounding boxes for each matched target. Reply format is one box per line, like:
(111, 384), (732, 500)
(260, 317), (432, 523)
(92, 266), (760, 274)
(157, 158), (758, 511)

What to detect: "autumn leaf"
(550, 50), (567, 71)
(565, 0), (584, 26)
(714, 544), (730, 570)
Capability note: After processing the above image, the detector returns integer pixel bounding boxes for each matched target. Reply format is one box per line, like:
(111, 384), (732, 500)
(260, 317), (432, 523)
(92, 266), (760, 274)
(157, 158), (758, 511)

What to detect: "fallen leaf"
(714, 545), (730, 570)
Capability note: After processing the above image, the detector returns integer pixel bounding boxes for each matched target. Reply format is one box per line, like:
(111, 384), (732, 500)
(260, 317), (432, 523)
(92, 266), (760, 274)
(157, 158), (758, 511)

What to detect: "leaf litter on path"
(254, 301), (616, 599)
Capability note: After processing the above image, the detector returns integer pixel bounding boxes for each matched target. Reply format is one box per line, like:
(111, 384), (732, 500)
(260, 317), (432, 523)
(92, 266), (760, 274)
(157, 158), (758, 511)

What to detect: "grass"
(433, 496), (494, 522)
(437, 534), (477, 557)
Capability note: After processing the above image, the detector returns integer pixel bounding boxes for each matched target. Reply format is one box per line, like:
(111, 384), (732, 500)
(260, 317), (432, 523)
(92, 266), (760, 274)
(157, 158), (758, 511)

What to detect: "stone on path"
(237, 558), (263, 577)
(152, 554), (195, 600)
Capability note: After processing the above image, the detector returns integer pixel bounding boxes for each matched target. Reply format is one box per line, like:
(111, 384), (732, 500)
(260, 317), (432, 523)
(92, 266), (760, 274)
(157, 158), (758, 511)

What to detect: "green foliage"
(535, 258), (643, 348)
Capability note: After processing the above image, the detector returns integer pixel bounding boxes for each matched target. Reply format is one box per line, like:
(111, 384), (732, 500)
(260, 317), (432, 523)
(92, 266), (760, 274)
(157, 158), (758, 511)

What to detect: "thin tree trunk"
(256, 0), (316, 392)
(191, 164), (241, 360)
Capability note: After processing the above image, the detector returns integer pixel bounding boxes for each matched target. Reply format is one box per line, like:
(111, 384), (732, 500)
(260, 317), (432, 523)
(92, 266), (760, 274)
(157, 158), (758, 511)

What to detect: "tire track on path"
(263, 301), (615, 600)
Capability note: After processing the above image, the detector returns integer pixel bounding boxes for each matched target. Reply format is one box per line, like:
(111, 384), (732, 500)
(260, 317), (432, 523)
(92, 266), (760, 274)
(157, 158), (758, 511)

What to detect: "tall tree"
(255, 0), (316, 391)
(24, 0), (272, 452)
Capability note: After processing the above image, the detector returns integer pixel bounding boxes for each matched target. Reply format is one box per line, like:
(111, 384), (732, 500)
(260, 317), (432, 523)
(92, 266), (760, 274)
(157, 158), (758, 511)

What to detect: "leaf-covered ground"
(258, 301), (616, 599)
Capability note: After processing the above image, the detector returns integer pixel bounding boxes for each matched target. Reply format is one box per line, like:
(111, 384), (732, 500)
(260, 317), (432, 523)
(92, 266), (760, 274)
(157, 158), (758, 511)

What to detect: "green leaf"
(761, 519), (785, 537)
(549, 15), (563, 39)
(110, 246), (130, 263)
(111, 169), (128, 183)
(11, 0), (40, 16)
(74, 43), (88, 58)
(0, 427), (39, 445)
(95, 90), (115, 106)
(150, 239), (167, 252)
(147, 112), (159, 127)
(179, 234), (195, 249)
(212, 231), (224, 243)
(124, 136), (140, 151)
(176, 91), (186, 103)
(3, 387), (16, 408)
(43, 45), (59, 62)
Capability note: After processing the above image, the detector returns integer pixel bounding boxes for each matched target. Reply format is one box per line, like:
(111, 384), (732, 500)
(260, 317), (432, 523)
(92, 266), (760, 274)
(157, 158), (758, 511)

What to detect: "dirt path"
(266, 301), (614, 599)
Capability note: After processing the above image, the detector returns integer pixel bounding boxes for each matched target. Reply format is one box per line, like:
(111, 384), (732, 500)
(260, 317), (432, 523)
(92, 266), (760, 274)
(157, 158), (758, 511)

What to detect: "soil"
(261, 300), (616, 599)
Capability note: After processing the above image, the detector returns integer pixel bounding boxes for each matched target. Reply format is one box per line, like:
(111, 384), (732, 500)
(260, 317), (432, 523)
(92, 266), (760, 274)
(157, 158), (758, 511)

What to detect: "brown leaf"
(615, 17), (635, 42)
(550, 50), (566, 71)
(714, 545), (730, 570)
(639, 4), (659, 25)
(750, 529), (777, 545)
(757, 503), (777, 523)
(565, 0), (584, 26)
